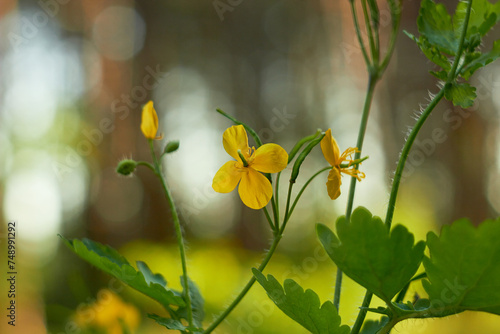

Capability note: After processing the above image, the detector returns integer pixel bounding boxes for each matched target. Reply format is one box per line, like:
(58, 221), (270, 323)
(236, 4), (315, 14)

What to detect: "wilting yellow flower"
(74, 289), (140, 334)
(141, 101), (162, 139)
(213, 125), (288, 209)
(320, 129), (365, 200)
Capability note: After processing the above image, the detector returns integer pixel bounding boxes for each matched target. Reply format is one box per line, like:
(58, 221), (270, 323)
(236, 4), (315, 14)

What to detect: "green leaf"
(137, 261), (167, 287)
(404, 32), (451, 71)
(461, 39), (500, 80)
(360, 317), (389, 334)
(430, 70), (448, 81)
(409, 0), (500, 78)
(60, 236), (185, 308)
(454, 0), (500, 38)
(423, 218), (500, 317)
(148, 314), (187, 330)
(444, 82), (476, 108)
(252, 269), (350, 334)
(177, 276), (205, 327)
(317, 207), (426, 303)
(418, 0), (457, 55)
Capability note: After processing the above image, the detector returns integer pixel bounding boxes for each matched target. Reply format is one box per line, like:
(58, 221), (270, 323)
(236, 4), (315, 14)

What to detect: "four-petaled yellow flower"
(141, 101), (162, 139)
(213, 125), (288, 209)
(321, 128), (365, 200)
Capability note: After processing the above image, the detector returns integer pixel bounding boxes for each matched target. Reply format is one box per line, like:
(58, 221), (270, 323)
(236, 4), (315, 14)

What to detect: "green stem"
(202, 233), (282, 334)
(275, 172), (282, 225)
(351, 292), (374, 334)
(348, 0), (403, 328)
(271, 194), (280, 231)
(216, 109), (263, 147)
(349, 0), (371, 66)
(203, 166), (328, 333)
(379, 0), (401, 73)
(448, 0), (473, 82)
(384, 89), (445, 229)
(283, 181), (294, 227)
(353, 89), (445, 334)
(136, 161), (155, 172)
(361, 0), (377, 63)
(377, 4), (471, 333)
(377, 318), (400, 334)
(345, 75), (377, 219)
(334, 74), (378, 312)
(286, 167), (331, 226)
(149, 140), (194, 330)
(263, 206), (276, 232)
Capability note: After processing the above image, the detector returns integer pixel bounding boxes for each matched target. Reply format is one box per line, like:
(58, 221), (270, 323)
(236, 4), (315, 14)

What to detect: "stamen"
(340, 167), (365, 181)
(339, 147), (360, 165)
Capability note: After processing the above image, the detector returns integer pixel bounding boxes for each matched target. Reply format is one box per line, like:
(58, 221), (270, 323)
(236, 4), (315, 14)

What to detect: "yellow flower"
(320, 129), (365, 200)
(141, 101), (162, 139)
(213, 125), (288, 209)
(74, 289), (140, 334)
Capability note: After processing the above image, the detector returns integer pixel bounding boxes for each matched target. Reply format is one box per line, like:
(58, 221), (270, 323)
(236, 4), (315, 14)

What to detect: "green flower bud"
(116, 159), (138, 176)
(164, 140), (180, 154)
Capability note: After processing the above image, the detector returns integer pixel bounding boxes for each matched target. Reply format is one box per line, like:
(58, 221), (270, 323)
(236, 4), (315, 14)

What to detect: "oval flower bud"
(164, 140), (180, 154)
(116, 159), (137, 176)
(140, 101), (161, 139)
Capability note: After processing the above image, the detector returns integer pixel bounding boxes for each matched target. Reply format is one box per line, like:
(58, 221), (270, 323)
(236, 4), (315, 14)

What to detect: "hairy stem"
(384, 89), (445, 228)
(149, 140), (194, 330)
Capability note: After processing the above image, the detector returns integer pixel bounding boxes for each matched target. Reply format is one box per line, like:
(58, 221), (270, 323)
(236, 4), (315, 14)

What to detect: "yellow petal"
(140, 101), (159, 139)
(251, 143), (288, 173)
(213, 161), (242, 193)
(326, 167), (342, 200)
(320, 129), (340, 167)
(238, 168), (272, 209)
(222, 125), (250, 161)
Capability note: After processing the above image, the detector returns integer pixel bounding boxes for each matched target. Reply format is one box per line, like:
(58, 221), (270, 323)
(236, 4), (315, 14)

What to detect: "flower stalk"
(336, 0), (402, 319)
(148, 140), (194, 330)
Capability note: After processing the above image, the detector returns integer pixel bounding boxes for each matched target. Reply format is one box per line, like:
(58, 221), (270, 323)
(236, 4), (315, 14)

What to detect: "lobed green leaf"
(253, 269), (350, 334)
(454, 0), (500, 38)
(418, 0), (457, 55)
(317, 207), (425, 303)
(444, 82), (476, 108)
(423, 218), (500, 317)
(460, 39), (500, 80)
(408, 0), (500, 80)
(404, 32), (451, 72)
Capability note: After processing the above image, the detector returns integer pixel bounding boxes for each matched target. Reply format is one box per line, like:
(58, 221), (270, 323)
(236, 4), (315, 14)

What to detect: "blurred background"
(0, 0), (500, 333)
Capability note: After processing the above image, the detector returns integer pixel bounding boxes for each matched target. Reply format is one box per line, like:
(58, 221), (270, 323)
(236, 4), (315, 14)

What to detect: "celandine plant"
(60, 0), (500, 333)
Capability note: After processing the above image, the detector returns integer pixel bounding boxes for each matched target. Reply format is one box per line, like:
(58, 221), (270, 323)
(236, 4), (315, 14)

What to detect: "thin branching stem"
(149, 140), (194, 330)
(349, 0), (372, 66)
(203, 166), (328, 333)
